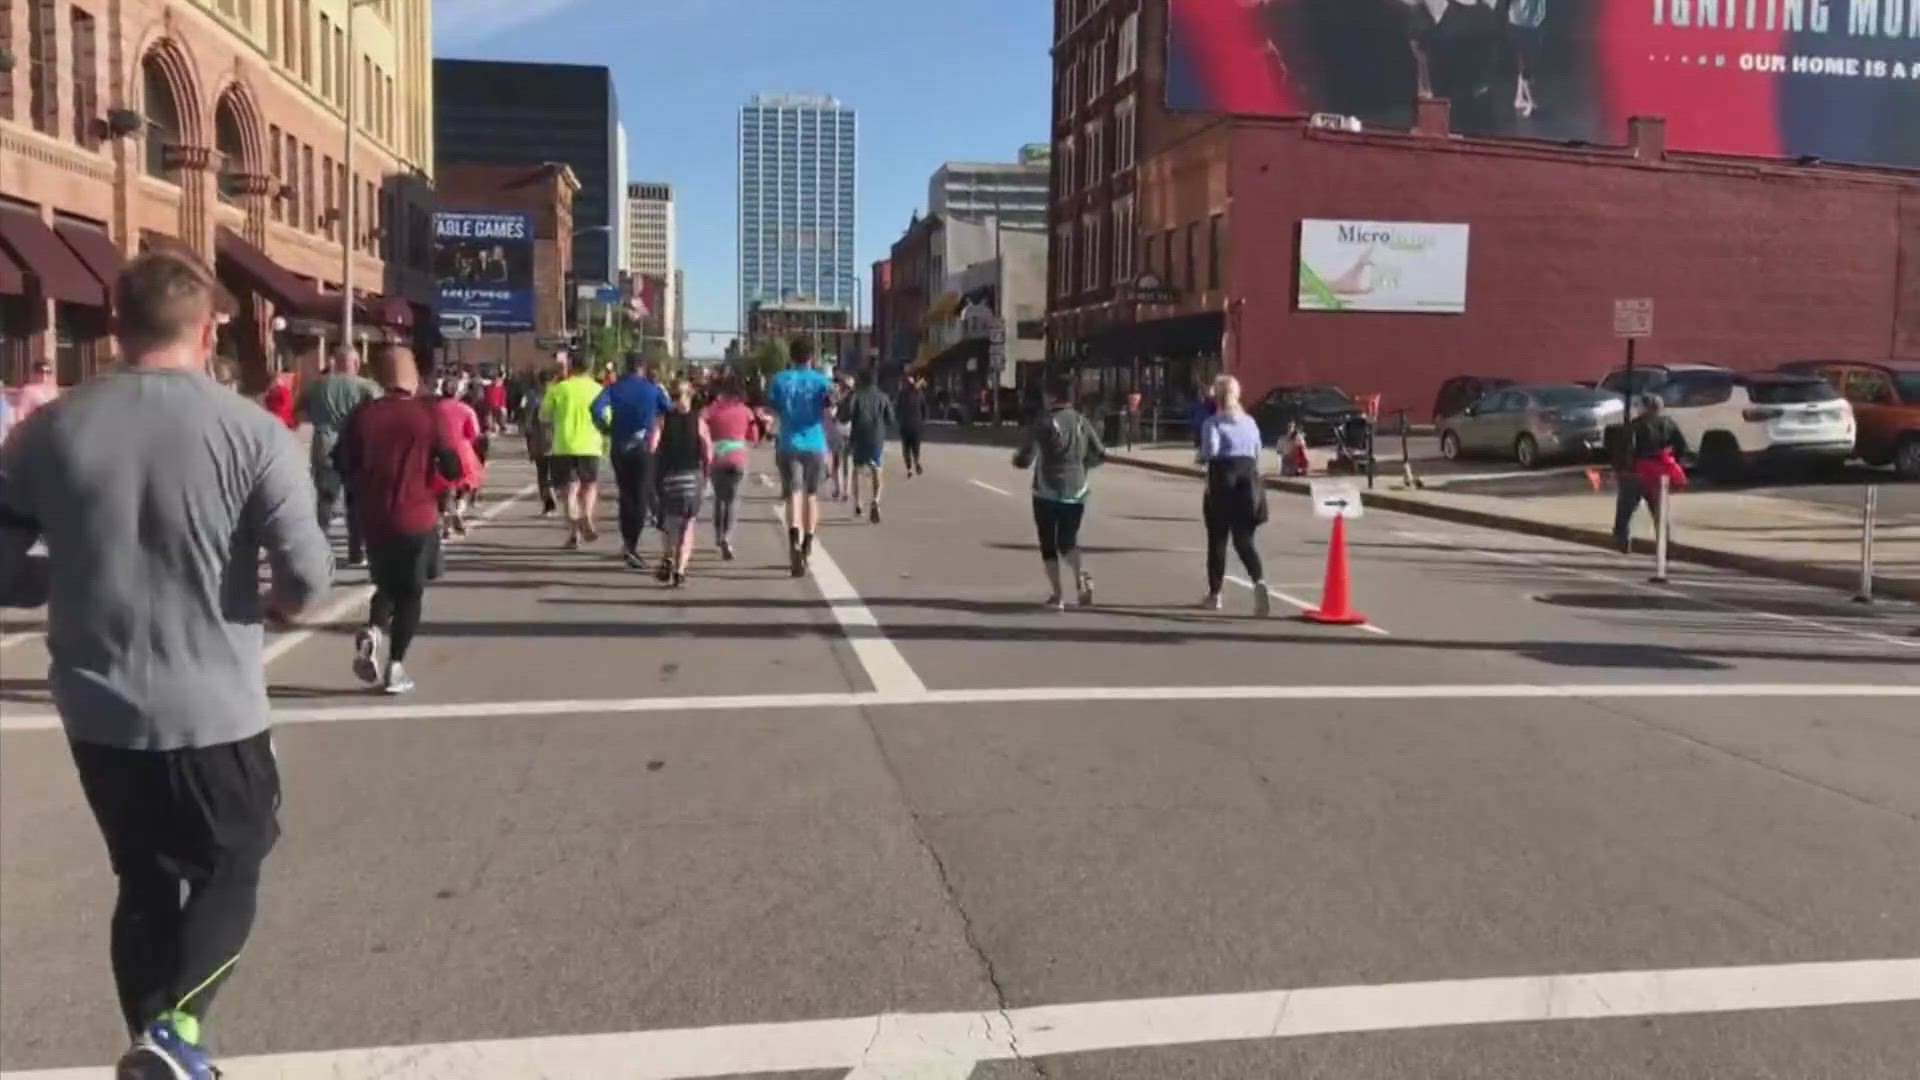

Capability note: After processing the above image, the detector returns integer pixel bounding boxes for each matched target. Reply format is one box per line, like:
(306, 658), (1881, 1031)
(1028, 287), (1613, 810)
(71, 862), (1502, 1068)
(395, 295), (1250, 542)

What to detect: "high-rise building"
(737, 92), (857, 332)
(614, 122), (631, 277)
(434, 59), (622, 286)
(626, 182), (677, 353)
(927, 144), (1051, 230)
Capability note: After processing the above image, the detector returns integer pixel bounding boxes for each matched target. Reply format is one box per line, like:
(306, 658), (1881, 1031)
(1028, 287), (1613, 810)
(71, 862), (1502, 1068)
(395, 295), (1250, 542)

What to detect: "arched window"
(142, 55), (184, 181)
(214, 95), (247, 203)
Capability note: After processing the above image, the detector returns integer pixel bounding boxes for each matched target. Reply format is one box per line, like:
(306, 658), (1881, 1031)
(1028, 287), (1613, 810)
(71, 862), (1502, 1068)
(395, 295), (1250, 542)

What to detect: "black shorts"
(552, 455), (600, 485)
(368, 530), (441, 595)
(70, 731), (282, 881)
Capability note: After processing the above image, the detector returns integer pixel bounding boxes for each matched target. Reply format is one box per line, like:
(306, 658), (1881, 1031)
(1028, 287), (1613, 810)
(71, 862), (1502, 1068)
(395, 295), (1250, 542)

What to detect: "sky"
(432, 0), (1052, 355)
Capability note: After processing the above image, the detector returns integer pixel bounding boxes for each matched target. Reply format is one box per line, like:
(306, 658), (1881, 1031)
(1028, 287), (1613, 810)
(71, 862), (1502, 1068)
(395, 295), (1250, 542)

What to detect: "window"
(1111, 195), (1135, 283)
(27, 0), (55, 134)
(301, 144), (314, 230)
(1113, 95), (1137, 173)
(1082, 213), (1102, 290)
(298, 0), (311, 81)
(1085, 35), (1106, 103)
(1184, 223), (1198, 291)
(1207, 213), (1223, 291)
(1143, 233), (1158, 282)
(1055, 223), (1074, 299)
(1057, 136), (1077, 196)
(1084, 119), (1104, 189)
(319, 14), (332, 98)
(1060, 60), (1078, 121)
(1117, 10), (1140, 77)
(269, 125), (284, 221)
(1162, 228), (1175, 281)
(71, 8), (100, 149)
(266, 0), (279, 59)
(334, 25), (346, 104)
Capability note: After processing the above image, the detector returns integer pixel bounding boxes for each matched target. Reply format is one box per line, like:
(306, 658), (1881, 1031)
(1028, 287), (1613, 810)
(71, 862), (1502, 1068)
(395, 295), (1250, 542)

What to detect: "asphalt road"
(2, 438), (1917, 1079)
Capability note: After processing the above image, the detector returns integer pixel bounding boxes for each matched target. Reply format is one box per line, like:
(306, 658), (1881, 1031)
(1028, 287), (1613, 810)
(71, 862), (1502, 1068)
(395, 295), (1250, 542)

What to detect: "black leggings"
(368, 532), (435, 663)
(1032, 498), (1086, 561)
(900, 429), (923, 471)
(1204, 464), (1265, 593)
(612, 444), (656, 550)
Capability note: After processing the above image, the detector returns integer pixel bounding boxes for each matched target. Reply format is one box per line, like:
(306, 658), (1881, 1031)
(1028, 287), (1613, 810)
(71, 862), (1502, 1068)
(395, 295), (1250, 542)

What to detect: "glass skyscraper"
(738, 92), (857, 331)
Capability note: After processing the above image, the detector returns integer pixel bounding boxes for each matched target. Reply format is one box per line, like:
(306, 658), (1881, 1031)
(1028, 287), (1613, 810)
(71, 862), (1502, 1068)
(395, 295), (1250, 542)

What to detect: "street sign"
(439, 312), (482, 341)
(988, 325), (1006, 372)
(1310, 479), (1364, 520)
(595, 284), (623, 304)
(1613, 298), (1654, 339)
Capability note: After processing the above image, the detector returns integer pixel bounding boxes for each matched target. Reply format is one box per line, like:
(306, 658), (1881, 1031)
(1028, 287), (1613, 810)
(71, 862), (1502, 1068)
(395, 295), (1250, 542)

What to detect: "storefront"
(0, 202), (115, 388)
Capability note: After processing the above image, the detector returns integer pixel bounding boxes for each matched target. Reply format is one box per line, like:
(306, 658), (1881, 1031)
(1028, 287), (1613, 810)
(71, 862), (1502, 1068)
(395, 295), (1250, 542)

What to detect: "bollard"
(1854, 485), (1879, 604)
(1649, 474), (1671, 584)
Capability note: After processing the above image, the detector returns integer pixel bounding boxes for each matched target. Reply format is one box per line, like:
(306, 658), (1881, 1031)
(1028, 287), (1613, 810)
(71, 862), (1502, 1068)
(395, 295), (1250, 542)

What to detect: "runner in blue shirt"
(766, 338), (835, 577)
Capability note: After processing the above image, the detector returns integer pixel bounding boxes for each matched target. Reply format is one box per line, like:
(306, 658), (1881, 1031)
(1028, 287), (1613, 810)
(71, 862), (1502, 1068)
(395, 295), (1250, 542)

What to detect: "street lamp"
(340, 0), (380, 349)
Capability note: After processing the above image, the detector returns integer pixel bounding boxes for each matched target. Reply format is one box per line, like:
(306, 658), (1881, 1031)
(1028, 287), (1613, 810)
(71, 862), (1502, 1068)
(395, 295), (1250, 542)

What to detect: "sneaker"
(623, 546), (647, 571)
(383, 662), (415, 696)
(852, 501), (863, 518)
(655, 558), (674, 584)
(916, 465), (926, 476)
(671, 570), (688, 588)
(788, 543), (806, 578)
(563, 532), (581, 551)
(1200, 593), (1223, 611)
(869, 502), (882, 525)
(719, 540), (736, 562)
(1252, 585), (1273, 618)
(118, 1016), (216, 1080)
(1044, 591), (1065, 611)
(1076, 573), (1095, 608)
(581, 520), (600, 543)
(352, 626), (384, 686)
(345, 552), (367, 570)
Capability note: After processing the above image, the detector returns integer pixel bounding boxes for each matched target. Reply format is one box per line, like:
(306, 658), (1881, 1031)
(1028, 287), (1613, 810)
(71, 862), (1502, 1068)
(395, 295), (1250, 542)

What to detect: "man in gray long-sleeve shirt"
(0, 251), (331, 1079)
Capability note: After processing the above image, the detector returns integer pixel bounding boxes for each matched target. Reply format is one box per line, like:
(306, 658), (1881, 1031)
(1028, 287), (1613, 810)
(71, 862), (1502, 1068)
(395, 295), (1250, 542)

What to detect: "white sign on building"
(1297, 220), (1470, 315)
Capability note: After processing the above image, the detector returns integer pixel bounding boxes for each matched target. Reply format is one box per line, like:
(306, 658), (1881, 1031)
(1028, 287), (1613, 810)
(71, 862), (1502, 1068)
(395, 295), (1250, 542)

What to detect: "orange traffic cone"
(1304, 514), (1368, 625)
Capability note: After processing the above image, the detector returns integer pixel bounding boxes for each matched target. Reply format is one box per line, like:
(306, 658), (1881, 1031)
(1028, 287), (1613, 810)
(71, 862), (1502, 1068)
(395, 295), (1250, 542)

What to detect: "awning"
(214, 228), (329, 322)
(0, 243), (24, 297)
(925, 335), (988, 373)
(55, 219), (123, 295)
(0, 204), (107, 306)
(1080, 311), (1225, 362)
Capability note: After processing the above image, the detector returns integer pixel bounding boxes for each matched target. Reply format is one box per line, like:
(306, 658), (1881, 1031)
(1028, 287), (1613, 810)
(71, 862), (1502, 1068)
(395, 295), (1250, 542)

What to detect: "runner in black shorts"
(844, 369), (895, 523)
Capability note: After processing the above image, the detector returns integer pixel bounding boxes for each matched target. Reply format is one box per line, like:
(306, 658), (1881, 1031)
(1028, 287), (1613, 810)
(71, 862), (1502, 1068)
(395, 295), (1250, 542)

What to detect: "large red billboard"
(1166, 0), (1920, 170)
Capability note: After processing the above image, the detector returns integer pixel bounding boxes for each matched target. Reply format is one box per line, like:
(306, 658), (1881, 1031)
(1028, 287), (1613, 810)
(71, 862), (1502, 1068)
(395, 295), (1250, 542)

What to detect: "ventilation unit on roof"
(1308, 113), (1364, 134)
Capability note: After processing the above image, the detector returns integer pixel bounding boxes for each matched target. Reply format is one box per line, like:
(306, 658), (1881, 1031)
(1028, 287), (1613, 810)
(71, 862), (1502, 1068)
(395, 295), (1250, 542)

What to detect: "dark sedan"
(1252, 385), (1371, 448)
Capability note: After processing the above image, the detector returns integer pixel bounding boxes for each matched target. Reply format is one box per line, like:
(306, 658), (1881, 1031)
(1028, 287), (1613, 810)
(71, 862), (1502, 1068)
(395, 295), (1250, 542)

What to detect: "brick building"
(1047, 0), (1920, 418)
(433, 161), (578, 373)
(0, 0), (435, 390)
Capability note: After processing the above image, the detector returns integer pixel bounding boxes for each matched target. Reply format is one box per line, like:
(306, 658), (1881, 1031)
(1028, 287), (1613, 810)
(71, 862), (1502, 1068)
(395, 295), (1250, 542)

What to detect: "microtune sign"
(1297, 220), (1471, 315)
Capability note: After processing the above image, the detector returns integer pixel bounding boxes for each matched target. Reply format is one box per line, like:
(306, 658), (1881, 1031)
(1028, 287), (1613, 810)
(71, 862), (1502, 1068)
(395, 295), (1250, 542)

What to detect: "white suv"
(1598, 364), (1855, 479)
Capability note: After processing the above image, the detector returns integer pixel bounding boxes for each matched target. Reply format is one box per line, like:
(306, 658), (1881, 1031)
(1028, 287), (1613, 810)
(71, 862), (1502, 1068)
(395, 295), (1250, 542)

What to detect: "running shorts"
(776, 449), (827, 498)
(551, 455), (600, 485)
(70, 731), (282, 881)
(851, 438), (884, 469)
(658, 470), (704, 533)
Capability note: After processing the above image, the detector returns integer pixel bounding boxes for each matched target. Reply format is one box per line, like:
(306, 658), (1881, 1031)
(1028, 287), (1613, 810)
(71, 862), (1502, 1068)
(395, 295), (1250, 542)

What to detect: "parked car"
(1251, 385), (1371, 448)
(1436, 384), (1623, 468)
(1431, 375), (1516, 424)
(1777, 360), (1920, 478)
(1600, 364), (1856, 479)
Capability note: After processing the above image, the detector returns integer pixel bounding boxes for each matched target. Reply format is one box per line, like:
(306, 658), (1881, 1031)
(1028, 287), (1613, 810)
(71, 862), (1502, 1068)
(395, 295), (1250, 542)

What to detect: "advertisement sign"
(434, 211), (534, 331)
(1297, 220), (1470, 314)
(1166, 0), (1920, 169)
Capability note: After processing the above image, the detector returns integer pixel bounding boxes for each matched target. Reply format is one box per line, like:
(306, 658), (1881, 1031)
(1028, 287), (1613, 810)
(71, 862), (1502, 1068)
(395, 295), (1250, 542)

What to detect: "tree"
(584, 322), (633, 374)
(640, 337), (674, 376)
(743, 338), (788, 381)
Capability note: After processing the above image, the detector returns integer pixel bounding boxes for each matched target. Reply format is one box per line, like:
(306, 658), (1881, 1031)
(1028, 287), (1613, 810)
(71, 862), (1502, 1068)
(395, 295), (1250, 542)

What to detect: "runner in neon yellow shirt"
(539, 360), (609, 548)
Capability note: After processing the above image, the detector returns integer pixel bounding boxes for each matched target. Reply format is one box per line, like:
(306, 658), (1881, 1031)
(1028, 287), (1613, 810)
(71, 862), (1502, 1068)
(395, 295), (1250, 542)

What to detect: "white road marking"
(6, 681), (1914, 734)
(0, 628), (37, 652)
(4, 958), (1916, 1079)
(969, 479), (1013, 497)
(1397, 528), (1920, 651)
(1225, 574), (1392, 635)
(769, 506), (926, 697)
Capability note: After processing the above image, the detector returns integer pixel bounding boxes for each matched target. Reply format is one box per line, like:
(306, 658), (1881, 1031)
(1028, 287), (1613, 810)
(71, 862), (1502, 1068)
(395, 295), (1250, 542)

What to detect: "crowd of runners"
(0, 239), (1291, 1079)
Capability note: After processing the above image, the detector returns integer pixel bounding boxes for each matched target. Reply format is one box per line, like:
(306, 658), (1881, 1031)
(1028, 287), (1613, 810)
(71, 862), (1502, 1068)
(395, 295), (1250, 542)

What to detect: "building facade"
(1, 0), (435, 388)
(435, 161), (577, 372)
(737, 91), (856, 332)
(1047, 0), (1920, 420)
(434, 59), (620, 288)
(625, 180), (675, 353)
(926, 144), (1050, 230)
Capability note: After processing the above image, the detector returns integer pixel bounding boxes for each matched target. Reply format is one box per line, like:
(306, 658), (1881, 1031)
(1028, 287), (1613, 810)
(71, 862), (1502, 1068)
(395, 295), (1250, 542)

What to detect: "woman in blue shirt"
(1195, 375), (1271, 616)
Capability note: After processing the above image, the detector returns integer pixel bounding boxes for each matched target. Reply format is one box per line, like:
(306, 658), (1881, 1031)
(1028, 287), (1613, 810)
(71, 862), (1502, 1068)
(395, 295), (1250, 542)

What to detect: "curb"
(1107, 454), (1919, 603)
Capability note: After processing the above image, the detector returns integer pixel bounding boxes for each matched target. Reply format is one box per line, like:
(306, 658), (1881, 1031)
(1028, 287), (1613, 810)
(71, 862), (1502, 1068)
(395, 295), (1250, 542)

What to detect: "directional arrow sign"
(1310, 479), (1364, 520)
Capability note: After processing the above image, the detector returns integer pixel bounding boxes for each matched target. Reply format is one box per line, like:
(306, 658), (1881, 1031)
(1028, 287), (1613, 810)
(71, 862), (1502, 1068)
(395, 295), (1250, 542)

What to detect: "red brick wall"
(1227, 125), (1920, 417)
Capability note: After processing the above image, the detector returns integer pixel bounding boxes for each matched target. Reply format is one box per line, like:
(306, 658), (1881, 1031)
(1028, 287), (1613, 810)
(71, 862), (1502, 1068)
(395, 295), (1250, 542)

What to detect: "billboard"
(1297, 220), (1471, 313)
(1166, 0), (1920, 170)
(434, 211), (535, 331)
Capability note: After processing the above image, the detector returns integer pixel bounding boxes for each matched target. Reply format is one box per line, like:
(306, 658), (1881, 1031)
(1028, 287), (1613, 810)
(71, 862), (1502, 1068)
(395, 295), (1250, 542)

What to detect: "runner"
(540, 353), (609, 549)
(0, 251), (332, 1080)
(298, 345), (380, 567)
(825, 372), (854, 502)
(844, 369), (895, 523)
(592, 355), (672, 570)
(649, 377), (712, 587)
(702, 375), (759, 561)
(1012, 373), (1105, 610)
(432, 378), (486, 538)
(334, 344), (466, 696)
(1196, 374), (1273, 616)
(767, 337), (836, 577)
(896, 374), (928, 476)
(522, 367), (559, 516)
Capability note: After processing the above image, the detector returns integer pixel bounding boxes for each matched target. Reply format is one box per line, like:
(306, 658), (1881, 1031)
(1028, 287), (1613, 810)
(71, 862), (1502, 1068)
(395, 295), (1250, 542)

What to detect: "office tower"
(927, 144), (1051, 229)
(435, 59), (621, 285)
(626, 182), (677, 352)
(737, 92), (857, 331)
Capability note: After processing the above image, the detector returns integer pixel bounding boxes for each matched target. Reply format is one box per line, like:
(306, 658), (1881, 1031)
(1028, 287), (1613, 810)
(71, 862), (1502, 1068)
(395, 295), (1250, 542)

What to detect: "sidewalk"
(1107, 444), (1920, 602)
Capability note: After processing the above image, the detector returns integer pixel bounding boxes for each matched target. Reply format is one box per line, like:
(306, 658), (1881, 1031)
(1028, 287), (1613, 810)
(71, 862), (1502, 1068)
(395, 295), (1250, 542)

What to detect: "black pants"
(528, 446), (556, 512)
(1612, 471), (1663, 548)
(900, 428), (923, 472)
(1204, 467), (1265, 593)
(1032, 498), (1086, 561)
(612, 443), (656, 550)
(315, 474), (363, 563)
(368, 530), (438, 664)
(70, 732), (281, 1034)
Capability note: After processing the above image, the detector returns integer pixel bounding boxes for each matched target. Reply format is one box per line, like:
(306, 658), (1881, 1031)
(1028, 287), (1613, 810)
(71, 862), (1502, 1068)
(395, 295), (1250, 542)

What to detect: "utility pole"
(340, 0), (379, 350)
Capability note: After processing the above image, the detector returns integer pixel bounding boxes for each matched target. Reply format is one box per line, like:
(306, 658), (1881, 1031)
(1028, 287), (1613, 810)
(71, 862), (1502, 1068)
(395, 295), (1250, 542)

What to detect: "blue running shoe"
(116, 1016), (218, 1080)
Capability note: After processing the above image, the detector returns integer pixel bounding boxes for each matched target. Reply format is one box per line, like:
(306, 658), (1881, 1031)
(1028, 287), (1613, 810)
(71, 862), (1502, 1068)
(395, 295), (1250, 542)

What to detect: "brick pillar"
(232, 173), (280, 392)
(163, 145), (218, 260)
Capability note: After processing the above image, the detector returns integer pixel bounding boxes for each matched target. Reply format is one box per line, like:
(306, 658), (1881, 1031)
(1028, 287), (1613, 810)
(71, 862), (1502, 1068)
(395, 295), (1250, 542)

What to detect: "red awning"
(214, 228), (330, 322)
(0, 204), (108, 306)
(0, 243), (24, 297)
(54, 219), (123, 296)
